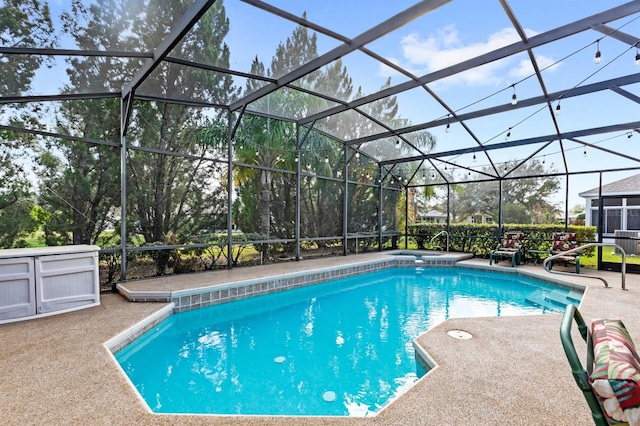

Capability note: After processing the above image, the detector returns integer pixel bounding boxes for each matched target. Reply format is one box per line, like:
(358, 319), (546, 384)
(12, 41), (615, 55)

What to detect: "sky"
(221, 0), (640, 210)
(17, 0), (640, 211)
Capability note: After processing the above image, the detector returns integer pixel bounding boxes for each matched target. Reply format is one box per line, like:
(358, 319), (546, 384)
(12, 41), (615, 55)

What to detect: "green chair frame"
(559, 304), (608, 426)
(549, 232), (581, 274)
(489, 232), (524, 267)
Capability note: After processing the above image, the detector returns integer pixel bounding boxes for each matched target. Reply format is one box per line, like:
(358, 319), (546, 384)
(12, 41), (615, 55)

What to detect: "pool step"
(525, 289), (582, 310)
(548, 289), (582, 304)
(525, 292), (560, 310)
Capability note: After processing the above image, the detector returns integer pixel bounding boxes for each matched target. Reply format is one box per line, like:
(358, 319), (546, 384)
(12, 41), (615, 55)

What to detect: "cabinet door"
(0, 257), (35, 320)
(35, 251), (99, 314)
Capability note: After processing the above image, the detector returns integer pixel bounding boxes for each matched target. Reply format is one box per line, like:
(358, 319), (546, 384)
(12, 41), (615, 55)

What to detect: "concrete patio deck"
(1, 253), (637, 425)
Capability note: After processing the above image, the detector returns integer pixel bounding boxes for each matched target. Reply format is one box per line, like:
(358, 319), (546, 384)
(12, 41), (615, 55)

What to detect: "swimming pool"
(114, 266), (580, 417)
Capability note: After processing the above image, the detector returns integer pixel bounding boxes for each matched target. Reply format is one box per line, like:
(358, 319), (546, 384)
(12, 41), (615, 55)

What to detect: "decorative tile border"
(170, 257), (460, 313)
(455, 262), (586, 293)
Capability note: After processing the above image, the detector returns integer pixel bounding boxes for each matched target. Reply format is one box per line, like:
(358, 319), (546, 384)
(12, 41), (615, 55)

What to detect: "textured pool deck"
(2, 252), (638, 425)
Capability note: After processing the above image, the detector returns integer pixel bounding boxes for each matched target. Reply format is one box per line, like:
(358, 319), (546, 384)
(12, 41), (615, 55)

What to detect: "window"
(603, 197), (623, 206)
(589, 197), (640, 233)
(606, 209), (621, 233)
(627, 209), (640, 230)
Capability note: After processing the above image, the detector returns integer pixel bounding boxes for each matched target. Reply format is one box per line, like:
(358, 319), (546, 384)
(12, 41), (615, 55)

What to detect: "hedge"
(408, 223), (597, 258)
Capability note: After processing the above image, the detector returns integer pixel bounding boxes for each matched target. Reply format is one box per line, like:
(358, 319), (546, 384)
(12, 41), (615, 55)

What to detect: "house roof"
(423, 210), (447, 218)
(579, 173), (640, 197)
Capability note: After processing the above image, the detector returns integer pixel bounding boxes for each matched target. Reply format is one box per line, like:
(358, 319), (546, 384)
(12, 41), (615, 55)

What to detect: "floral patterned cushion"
(502, 232), (524, 249)
(590, 318), (640, 425)
(553, 232), (578, 252)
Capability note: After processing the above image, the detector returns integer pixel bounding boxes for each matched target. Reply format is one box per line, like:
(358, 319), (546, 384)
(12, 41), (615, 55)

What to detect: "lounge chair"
(549, 232), (581, 273)
(560, 304), (640, 426)
(489, 232), (524, 267)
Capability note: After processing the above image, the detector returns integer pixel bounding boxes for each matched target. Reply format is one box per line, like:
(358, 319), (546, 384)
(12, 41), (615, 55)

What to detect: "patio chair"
(489, 232), (524, 267)
(549, 232), (581, 273)
(560, 304), (640, 426)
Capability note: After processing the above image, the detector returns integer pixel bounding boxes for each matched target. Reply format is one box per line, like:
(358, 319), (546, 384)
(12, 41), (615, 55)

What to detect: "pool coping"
(104, 303), (175, 353)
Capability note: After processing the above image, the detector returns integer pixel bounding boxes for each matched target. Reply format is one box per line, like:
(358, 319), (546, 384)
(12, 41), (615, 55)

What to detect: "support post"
(378, 165), (383, 251)
(227, 111), (234, 269)
(597, 172), (603, 270)
(404, 186), (409, 249)
(446, 183), (451, 238)
(119, 95), (133, 281)
(295, 126), (301, 260)
(498, 179), (504, 239)
(565, 174), (570, 230)
(343, 145), (349, 256)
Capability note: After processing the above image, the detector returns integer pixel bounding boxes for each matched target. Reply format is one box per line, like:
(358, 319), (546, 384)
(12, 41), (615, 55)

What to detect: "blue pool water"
(115, 267), (579, 417)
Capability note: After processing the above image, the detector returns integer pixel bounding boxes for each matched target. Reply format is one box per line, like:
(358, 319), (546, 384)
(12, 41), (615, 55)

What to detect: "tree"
(0, 0), (55, 248)
(348, 79), (436, 234)
(571, 204), (585, 215)
(35, 0), (140, 246)
(128, 2), (236, 274)
(432, 181), (465, 223)
(0, 135), (37, 247)
(56, 0), (236, 274)
(37, 119), (121, 245)
(502, 203), (530, 224)
(435, 159), (560, 224)
(213, 13), (437, 256)
(233, 108), (296, 238)
(231, 17), (329, 257)
(0, 0), (55, 98)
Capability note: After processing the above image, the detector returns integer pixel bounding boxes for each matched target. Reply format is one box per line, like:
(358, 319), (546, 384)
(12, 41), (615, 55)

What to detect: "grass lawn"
(22, 235), (46, 247)
(579, 247), (640, 268)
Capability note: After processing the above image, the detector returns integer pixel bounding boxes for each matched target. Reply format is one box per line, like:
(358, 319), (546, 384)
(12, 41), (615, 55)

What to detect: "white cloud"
(510, 54), (562, 79)
(380, 25), (557, 89)
(376, 56), (403, 78)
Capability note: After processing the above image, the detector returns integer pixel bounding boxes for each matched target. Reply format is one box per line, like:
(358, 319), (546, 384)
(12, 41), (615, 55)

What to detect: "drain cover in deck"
(447, 330), (473, 340)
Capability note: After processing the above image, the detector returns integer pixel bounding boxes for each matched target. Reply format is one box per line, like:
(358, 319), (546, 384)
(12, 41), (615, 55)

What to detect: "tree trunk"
(259, 169), (272, 259)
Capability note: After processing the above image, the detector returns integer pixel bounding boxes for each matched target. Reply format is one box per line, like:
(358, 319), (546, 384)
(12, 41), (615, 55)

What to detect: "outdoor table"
(527, 249), (548, 265)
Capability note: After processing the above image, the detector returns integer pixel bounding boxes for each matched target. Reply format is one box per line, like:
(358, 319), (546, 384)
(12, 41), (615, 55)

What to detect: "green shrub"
(408, 223), (596, 257)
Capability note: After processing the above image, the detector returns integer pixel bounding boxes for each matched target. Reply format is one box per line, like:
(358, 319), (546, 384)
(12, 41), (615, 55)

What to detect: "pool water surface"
(115, 266), (579, 417)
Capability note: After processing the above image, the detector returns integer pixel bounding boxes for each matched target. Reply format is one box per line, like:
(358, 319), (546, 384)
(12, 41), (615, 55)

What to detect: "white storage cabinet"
(0, 245), (100, 323)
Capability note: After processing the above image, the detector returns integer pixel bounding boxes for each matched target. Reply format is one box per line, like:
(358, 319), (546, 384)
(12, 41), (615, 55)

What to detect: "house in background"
(417, 210), (492, 224)
(579, 173), (640, 253)
(469, 214), (493, 224)
(418, 209), (448, 224)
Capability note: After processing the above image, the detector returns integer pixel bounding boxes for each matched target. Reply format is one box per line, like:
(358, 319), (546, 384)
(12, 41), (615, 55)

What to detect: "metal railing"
(542, 243), (627, 290)
(429, 230), (449, 252)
